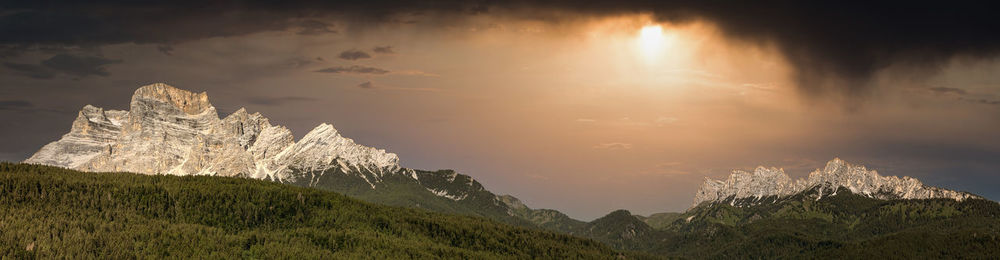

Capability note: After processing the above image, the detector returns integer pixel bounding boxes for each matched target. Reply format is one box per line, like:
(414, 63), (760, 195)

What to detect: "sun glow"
(638, 25), (666, 62)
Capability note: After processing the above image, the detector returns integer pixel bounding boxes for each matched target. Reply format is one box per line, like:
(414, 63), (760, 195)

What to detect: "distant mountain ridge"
(693, 158), (979, 208)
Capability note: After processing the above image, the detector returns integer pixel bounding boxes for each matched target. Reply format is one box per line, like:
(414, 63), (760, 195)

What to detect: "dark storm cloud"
(338, 50), (372, 60)
(246, 96), (318, 106)
(297, 20), (337, 35)
(314, 65), (390, 75)
(0, 1), (479, 47)
(3, 54), (120, 79)
(373, 46), (394, 54)
(3, 62), (56, 79)
(928, 87), (967, 95)
(40, 54), (121, 77)
(3, 1), (1000, 95)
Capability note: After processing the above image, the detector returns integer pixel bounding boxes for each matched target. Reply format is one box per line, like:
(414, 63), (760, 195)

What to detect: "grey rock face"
(692, 158), (979, 207)
(26, 83), (401, 185)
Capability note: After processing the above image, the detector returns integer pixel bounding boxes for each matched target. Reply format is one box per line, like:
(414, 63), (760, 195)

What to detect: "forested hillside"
(618, 187), (1000, 258)
(0, 163), (648, 259)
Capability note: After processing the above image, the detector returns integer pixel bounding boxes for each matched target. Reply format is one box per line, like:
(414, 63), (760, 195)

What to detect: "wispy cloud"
(297, 20), (337, 35)
(0, 99), (63, 113)
(741, 82), (778, 91)
(573, 116), (680, 128)
(246, 96), (318, 106)
(355, 81), (441, 92)
(667, 69), (723, 79)
(526, 174), (550, 180)
(3, 54), (121, 79)
(338, 49), (372, 60)
(315, 65), (389, 75)
(593, 142), (632, 150)
(634, 161), (692, 176)
(653, 161), (691, 175)
(157, 45), (174, 56)
(922, 86), (1000, 106)
(390, 70), (439, 77)
(655, 116), (678, 126)
(928, 87), (967, 95)
(967, 98), (1000, 105)
(373, 46), (395, 54)
(3, 62), (55, 79)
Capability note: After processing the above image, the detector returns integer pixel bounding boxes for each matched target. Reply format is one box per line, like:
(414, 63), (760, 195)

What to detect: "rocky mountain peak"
(692, 158), (980, 208)
(26, 83), (402, 186)
(131, 83), (213, 115)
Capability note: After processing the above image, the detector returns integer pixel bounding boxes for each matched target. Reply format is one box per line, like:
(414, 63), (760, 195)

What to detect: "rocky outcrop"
(26, 83), (401, 186)
(692, 158), (979, 207)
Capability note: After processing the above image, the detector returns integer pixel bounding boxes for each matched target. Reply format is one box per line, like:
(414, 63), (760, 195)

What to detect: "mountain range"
(22, 83), (1000, 257)
(26, 83), (524, 223)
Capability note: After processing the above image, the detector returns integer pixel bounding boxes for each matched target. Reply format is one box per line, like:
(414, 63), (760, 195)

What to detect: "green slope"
(499, 195), (588, 235)
(0, 163), (645, 259)
(636, 213), (683, 230)
(582, 210), (660, 251)
(285, 167), (531, 226)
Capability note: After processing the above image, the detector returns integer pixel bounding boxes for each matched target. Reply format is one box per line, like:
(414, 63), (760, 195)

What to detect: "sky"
(1, 1), (999, 220)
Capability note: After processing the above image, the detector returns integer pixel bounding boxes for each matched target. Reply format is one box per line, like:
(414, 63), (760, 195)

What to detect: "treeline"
(0, 163), (649, 259)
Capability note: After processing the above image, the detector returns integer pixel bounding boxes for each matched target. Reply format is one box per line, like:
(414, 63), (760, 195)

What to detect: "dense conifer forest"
(0, 163), (651, 259)
(3, 162), (998, 259)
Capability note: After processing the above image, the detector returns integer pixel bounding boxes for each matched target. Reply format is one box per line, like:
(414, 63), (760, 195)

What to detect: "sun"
(637, 25), (666, 62)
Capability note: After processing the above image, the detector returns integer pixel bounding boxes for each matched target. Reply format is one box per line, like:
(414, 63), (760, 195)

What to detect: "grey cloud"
(338, 50), (372, 60)
(40, 54), (121, 77)
(246, 96), (318, 106)
(358, 81), (376, 89)
(298, 20), (337, 35)
(973, 99), (1000, 105)
(314, 65), (389, 75)
(928, 87), (967, 95)
(354, 81), (442, 92)
(0, 100), (34, 111)
(157, 45), (174, 56)
(276, 56), (315, 69)
(373, 46), (394, 54)
(0, 99), (62, 113)
(3, 62), (56, 79)
(3, 54), (120, 79)
(924, 87), (1000, 106)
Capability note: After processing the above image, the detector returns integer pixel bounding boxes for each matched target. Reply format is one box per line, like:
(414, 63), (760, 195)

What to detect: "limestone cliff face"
(26, 83), (400, 184)
(692, 158), (980, 208)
